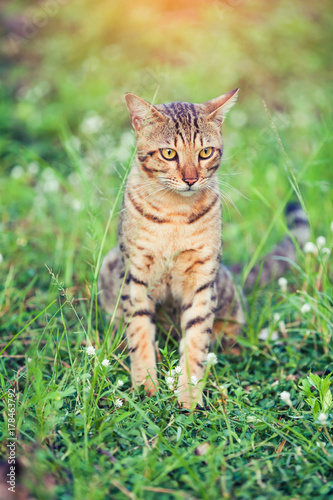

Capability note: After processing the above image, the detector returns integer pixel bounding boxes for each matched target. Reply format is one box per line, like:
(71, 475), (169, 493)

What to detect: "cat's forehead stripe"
(161, 101), (201, 143)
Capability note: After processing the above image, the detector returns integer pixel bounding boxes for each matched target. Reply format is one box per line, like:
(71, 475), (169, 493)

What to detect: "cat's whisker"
(218, 171), (242, 177)
(220, 190), (241, 216)
(215, 179), (248, 200)
(220, 151), (238, 162)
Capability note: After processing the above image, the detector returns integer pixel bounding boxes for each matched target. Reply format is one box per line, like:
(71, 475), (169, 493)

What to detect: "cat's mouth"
(175, 184), (203, 196)
(159, 177), (205, 196)
(179, 188), (197, 197)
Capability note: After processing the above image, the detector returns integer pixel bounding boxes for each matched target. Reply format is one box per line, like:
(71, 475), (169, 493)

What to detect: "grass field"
(1, 0), (333, 498)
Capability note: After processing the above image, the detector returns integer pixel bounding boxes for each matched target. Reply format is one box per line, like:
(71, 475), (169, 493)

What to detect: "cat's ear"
(203, 88), (239, 124)
(124, 93), (165, 133)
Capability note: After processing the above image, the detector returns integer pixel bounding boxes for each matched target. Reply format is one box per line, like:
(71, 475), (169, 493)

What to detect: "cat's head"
(125, 89), (238, 196)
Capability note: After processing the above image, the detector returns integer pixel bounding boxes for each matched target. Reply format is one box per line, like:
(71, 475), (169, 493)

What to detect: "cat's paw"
(177, 380), (203, 409)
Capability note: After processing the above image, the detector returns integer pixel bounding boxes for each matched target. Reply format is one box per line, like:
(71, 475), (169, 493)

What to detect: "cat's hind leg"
(97, 246), (123, 323)
(212, 264), (246, 345)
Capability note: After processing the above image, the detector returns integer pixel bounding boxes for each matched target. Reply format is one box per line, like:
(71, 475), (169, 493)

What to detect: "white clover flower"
(41, 167), (56, 180)
(68, 172), (81, 186)
(304, 241), (318, 255)
(80, 113), (104, 134)
(321, 247), (331, 255)
(174, 365), (182, 374)
(318, 413), (327, 424)
(0, 254), (3, 264)
(71, 199), (84, 212)
(278, 277), (288, 293)
(258, 328), (279, 341)
(316, 236), (326, 249)
(207, 352), (218, 365)
(166, 377), (175, 387)
(43, 178), (59, 193)
(27, 162), (39, 175)
(117, 379), (124, 387)
(280, 391), (292, 406)
(273, 313), (280, 322)
(86, 345), (95, 356)
(115, 399), (123, 408)
(101, 359), (110, 367)
(191, 375), (198, 386)
(301, 303), (311, 314)
(11, 165), (24, 179)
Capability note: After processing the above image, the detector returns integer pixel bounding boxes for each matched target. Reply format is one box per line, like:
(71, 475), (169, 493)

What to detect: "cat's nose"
(183, 165), (198, 186)
(184, 177), (198, 186)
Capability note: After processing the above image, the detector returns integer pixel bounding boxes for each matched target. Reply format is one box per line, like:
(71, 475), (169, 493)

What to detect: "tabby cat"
(98, 89), (309, 408)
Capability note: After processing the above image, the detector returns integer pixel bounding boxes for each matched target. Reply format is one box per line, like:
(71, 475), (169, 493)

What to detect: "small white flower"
(301, 303), (311, 314)
(11, 165), (24, 179)
(86, 345), (95, 356)
(273, 313), (280, 322)
(318, 413), (327, 424)
(71, 199), (84, 212)
(304, 241), (318, 255)
(166, 377), (175, 387)
(41, 167), (56, 180)
(258, 328), (279, 341)
(316, 236), (326, 249)
(280, 391), (292, 406)
(115, 399), (123, 408)
(80, 113), (104, 134)
(27, 162), (39, 175)
(316, 441), (326, 448)
(170, 369), (176, 377)
(206, 352), (218, 365)
(27, 357), (32, 363)
(102, 359), (110, 367)
(321, 247), (331, 255)
(278, 277), (288, 293)
(0, 254), (3, 264)
(174, 389), (180, 396)
(191, 375), (198, 386)
(43, 178), (59, 193)
(117, 379), (124, 387)
(174, 365), (182, 374)
(68, 172), (80, 186)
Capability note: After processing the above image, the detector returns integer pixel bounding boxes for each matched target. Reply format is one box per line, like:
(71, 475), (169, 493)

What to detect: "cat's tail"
(230, 202), (310, 290)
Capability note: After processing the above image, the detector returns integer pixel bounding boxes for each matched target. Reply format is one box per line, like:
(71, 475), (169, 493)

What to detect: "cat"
(98, 90), (310, 409)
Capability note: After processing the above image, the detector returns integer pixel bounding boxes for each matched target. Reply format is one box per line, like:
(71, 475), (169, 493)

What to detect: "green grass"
(1, 0), (333, 498)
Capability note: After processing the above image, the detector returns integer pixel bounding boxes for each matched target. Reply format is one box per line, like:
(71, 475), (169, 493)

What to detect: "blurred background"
(0, 0), (332, 292)
(0, 3), (332, 496)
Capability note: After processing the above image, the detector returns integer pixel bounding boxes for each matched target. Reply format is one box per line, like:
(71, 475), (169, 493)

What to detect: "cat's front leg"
(123, 269), (158, 396)
(177, 279), (217, 409)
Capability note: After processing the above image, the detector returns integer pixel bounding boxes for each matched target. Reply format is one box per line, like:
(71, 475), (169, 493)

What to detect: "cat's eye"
(160, 148), (177, 160)
(199, 147), (214, 159)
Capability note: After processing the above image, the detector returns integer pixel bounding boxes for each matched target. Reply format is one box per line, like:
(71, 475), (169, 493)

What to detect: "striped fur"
(98, 91), (309, 409)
